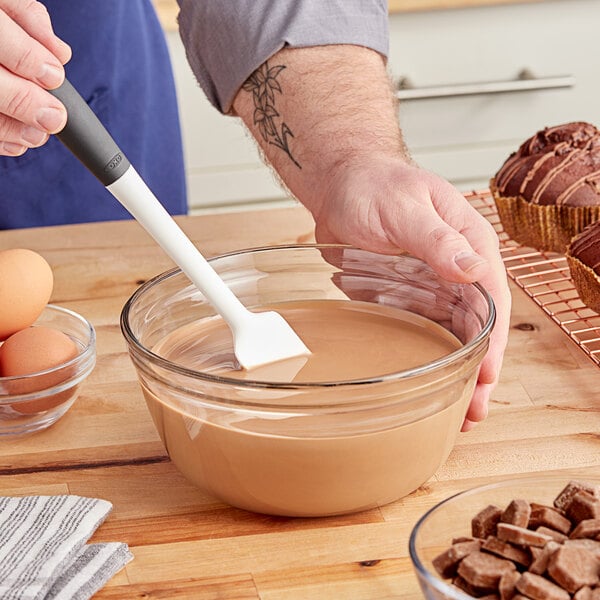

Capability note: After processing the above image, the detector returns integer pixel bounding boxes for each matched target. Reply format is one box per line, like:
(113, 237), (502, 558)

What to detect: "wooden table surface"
(1, 199), (599, 599)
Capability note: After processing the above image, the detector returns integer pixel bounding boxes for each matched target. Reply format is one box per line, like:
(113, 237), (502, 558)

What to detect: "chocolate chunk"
(482, 535), (531, 567)
(499, 569), (520, 600)
(547, 544), (600, 593)
(452, 536), (477, 544)
(497, 522), (553, 547)
(501, 499), (531, 528)
(555, 481), (600, 512)
(565, 538), (600, 560)
(571, 519), (600, 540)
(432, 539), (482, 578)
(529, 540), (561, 575)
(567, 491), (600, 524)
(529, 504), (572, 535)
(573, 587), (594, 600)
(565, 491), (600, 523)
(457, 550), (516, 590)
(529, 546), (543, 560)
(535, 525), (568, 543)
(515, 571), (570, 600)
(453, 574), (497, 597)
(473, 505), (503, 539)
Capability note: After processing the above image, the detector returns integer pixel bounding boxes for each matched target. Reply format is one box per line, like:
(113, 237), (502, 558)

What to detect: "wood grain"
(0, 199), (598, 599)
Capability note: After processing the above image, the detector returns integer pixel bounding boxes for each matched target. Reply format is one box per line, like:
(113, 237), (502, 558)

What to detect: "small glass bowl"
(121, 245), (494, 517)
(409, 473), (600, 599)
(0, 304), (96, 436)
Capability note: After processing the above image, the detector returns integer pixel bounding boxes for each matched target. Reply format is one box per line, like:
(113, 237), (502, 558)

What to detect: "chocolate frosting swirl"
(569, 221), (600, 274)
(494, 122), (600, 207)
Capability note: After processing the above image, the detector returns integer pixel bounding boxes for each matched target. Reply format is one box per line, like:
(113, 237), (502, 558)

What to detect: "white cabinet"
(389, 0), (600, 191)
(165, 32), (287, 214)
(165, 0), (600, 213)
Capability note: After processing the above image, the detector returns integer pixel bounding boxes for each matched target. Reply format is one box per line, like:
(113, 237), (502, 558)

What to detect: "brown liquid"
(152, 299), (460, 382)
(143, 300), (475, 516)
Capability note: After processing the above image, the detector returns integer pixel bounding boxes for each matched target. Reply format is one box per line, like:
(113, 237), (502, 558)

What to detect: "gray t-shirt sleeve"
(177, 0), (389, 114)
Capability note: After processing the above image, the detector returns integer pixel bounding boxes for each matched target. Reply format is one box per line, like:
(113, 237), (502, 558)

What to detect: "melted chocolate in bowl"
(121, 246), (494, 516)
(152, 300), (461, 383)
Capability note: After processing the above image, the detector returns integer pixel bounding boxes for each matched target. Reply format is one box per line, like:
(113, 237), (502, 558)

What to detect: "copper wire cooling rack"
(467, 189), (600, 367)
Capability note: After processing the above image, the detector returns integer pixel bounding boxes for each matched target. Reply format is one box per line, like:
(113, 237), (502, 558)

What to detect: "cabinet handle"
(396, 69), (575, 101)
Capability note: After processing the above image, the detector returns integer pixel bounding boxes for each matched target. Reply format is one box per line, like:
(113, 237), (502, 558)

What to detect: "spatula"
(49, 79), (310, 371)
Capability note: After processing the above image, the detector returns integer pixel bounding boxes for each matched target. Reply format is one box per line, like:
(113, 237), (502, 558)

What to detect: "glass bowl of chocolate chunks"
(409, 473), (600, 599)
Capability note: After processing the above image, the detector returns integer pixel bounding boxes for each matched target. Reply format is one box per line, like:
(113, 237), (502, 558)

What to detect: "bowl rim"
(0, 303), (96, 389)
(120, 243), (496, 390)
(408, 473), (600, 599)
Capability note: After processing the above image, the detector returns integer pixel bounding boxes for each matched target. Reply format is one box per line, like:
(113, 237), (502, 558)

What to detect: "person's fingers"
(384, 196), (490, 283)
(317, 164), (491, 286)
(431, 186), (511, 388)
(395, 179), (511, 412)
(0, 2), (69, 139)
(0, 65), (67, 133)
(0, 112), (48, 155)
(0, 1), (71, 71)
(0, 141), (26, 156)
(477, 270), (511, 386)
(458, 220), (511, 386)
(317, 162), (511, 427)
(461, 381), (494, 431)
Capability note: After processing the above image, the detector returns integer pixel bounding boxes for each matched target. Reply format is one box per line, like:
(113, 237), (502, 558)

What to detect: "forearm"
(231, 44), (408, 218)
(232, 45), (510, 430)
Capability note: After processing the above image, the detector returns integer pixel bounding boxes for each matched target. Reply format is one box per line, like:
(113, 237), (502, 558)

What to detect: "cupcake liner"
(566, 253), (600, 314)
(490, 179), (600, 254)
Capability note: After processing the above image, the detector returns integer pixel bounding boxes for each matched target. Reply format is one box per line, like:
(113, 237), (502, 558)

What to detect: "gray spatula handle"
(49, 79), (130, 186)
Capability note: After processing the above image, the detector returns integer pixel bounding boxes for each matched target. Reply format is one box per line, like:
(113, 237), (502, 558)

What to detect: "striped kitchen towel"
(0, 495), (133, 600)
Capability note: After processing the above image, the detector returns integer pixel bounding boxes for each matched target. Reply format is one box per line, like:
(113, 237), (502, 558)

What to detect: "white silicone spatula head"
(50, 79), (310, 371)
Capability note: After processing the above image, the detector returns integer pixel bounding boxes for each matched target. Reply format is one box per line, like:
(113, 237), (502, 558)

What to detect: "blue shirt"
(0, 0), (187, 229)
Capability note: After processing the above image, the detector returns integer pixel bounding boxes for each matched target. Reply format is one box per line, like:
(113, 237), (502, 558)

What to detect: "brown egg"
(0, 249), (54, 340)
(0, 326), (78, 378)
(0, 326), (80, 414)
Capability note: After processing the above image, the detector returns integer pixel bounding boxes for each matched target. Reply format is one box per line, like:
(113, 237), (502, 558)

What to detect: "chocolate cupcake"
(566, 221), (600, 313)
(490, 122), (600, 253)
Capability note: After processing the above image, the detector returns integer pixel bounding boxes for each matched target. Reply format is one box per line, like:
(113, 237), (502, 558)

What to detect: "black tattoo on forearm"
(242, 61), (301, 169)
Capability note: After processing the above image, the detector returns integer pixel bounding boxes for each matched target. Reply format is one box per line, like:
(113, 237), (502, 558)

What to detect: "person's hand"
(0, 0), (71, 156)
(230, 44), (509, 429)
(314, 156), (511, 431)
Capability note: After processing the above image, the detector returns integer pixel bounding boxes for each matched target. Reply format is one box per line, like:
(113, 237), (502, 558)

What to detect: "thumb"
(390, 204), (489, 283)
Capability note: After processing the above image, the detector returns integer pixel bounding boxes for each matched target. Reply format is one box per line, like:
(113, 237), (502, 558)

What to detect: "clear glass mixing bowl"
(121, 245), (494, 516)
(0, 304), (96, 436)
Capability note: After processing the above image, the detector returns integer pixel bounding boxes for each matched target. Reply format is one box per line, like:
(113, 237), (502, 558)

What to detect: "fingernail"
(454, 251), (487, 274)
(21, 126), (48, 146)
(58, 39), (72, 60)
(2, 142), (27, 156)
(38, 62), (64, 89)
(35, 106), (66, 133)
